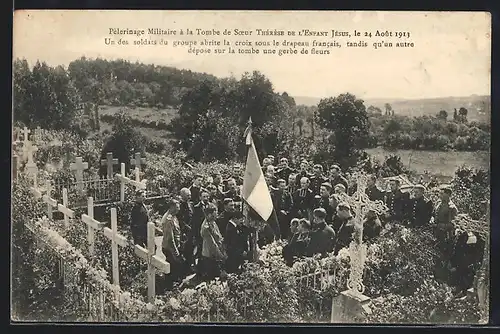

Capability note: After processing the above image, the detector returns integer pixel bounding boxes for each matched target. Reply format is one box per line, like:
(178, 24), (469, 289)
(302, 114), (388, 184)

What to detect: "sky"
(13, 10), (491, 100)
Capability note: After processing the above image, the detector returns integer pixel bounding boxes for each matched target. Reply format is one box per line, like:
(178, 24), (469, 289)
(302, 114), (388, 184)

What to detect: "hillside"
(294, 95), (491, 122)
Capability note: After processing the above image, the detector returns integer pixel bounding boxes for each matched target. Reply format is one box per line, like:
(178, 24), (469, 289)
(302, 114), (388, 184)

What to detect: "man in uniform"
(191, 189), (211, 269)
(295, 160), (313, 188)
(222, 177), (242, 202)
(384, 178), (410, 224)
(161, 199), (185, 290)
(433, 185), (458, 257)
(130, 190), (149, 247)
(189, 174), (205, 204)
(309, 164), (329, 195)
(217, 198), (236, 238)
(317, 182), (334, 223)
(365, 174), (385, 202)
(405, 184), (433, 227)
(272, 179), (294, 240)
(306, 208), (335, 257)
(287, 173), (297, 195)
(292, 176), (314, 220)
(329, 165), (349, 191)
(276, 157), (295, 182)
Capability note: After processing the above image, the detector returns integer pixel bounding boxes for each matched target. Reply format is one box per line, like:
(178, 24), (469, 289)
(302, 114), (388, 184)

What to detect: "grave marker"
(115, 163), (146, 202)
(130, 152), (146, 172)
(70, 157), (89, 193)
(103, 208), (128, 290)
(100, 152), (119, 179)
(42, 180), (57, 219)
(331, 173), (388, 323)
(81, 197), (105, 256)
(134, 222), (170, 303)
(57, 188), (74, 228)
(20, 127), (31, 143)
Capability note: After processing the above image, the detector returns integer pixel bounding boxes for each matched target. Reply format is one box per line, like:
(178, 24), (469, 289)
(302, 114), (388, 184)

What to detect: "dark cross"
(100, 152), (119, 179)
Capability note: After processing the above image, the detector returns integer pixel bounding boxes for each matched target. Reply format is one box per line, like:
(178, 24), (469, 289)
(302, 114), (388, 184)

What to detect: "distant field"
(366, 147), (490, 179)
(100, 105), (178, 124)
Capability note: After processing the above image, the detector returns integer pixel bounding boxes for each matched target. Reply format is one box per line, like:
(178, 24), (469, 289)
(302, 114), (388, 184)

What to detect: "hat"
(135, 189), (145, 196)
(321, 182), (333, 191)
(313, 208), (327, 218)
(330, 164), (341, 171)
(313, 164), (323, 170)
(337, 201), (351, 210)
(277, 178), (286, 184)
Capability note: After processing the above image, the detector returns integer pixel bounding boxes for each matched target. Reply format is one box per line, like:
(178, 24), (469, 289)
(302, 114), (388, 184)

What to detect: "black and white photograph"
(11, 10), (491, 324)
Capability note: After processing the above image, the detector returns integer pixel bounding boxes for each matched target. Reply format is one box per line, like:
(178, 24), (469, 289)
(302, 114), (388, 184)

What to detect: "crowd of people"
(129, 155), (485, 297)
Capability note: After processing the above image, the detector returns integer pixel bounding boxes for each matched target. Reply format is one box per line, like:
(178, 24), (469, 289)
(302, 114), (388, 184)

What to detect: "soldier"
(448, 229), (485, 298)
(216, 198), (236, 238)
(384, 178), (410, 223)
(432, 185), (458, 256)
(161, 199), (186, 290)
(287, 173), (297, 194)
(295, 160), (313, 188)
(130, 190), (149, 247)
(309, 164), (329, 195)
(191, 189), (211, 268)
(221, 178), (242, 202)
(317, 182), (334, 223)
(272, 179), (294, 240)
(306, 208), (335, 257)
(365, 174), (385, 201)
(328, 165), (349, 191)
(189, 174), (205, 204)
(405, 184), (433, 227)
(276, 157), (295, 182)
(292, 176), (314, 220)
(331, 202), (355, 255)
(362, 209), (383, 242)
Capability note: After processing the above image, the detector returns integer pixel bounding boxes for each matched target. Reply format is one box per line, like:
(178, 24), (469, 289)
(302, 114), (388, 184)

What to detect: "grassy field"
(100, 105), (178, 124)
(98, 105), (490, 179)
(366, 147), (490, 179)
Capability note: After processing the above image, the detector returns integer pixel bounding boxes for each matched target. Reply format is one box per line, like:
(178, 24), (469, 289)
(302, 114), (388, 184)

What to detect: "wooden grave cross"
(100, 152), (119, 179)
(130, 152), (146, 172)
(134, 222), (170, 304)
(70, 157), (89, 193)
(57, 188), (75, 228)
(42, 180), (58, 219)
(103, 208), (128, 290)
(81, 197), (106, 256)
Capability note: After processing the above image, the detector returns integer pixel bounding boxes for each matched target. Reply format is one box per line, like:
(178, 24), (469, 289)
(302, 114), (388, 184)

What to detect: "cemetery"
(11, 124), (489, 323)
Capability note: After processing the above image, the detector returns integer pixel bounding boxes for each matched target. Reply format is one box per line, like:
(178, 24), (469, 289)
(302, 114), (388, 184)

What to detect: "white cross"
(103, 208), (128, 289)
(130, 152), (146, 172)
(81, 197), (105, 256)
(134, 222), (170, 304)
(70, 157), (89, 193)
(23, 140), (38, 164)
(100, 152), (119, 179)
(57, 188), (74, 228)
(42, 180), (57, 219)
(20, 127), (31, 143)
(26, 161), (38, 188)
(344, 173), (388, 295)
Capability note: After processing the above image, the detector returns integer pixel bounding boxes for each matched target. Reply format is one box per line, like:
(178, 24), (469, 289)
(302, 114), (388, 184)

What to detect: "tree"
(13, 60), (82, 131)
(438, 110), (448, 120)
(384, 103), (393, 116)
(458, 107), (468, 123)
(100, 110), (147, 176)
(316, 93), (370, 168)
(296, 118), (304, 136)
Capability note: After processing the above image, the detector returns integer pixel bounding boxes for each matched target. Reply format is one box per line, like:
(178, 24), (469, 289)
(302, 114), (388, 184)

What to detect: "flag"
(242, 130), (273, 220)
(242, 119), (280, 240)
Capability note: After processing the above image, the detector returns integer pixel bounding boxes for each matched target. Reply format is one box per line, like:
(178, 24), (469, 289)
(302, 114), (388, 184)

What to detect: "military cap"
(330, 164), (341, 171)
(321, 182), (333, 191)
(277, 178), (286, 184)
(313, 208), (327, 218)
(313, 164), (323, 170)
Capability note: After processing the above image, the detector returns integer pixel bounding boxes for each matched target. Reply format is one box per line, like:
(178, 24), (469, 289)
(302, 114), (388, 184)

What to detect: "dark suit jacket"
(306, 223), (335, 256)
(384, 190), (410, 222)
(309, 175), (329, 195)
(192, 201), (208, 243)
(225, 222), (249, 256)
(292, 188), (314, 219)
(272, 189), (293, 214)
(406, 197), (433, 226)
